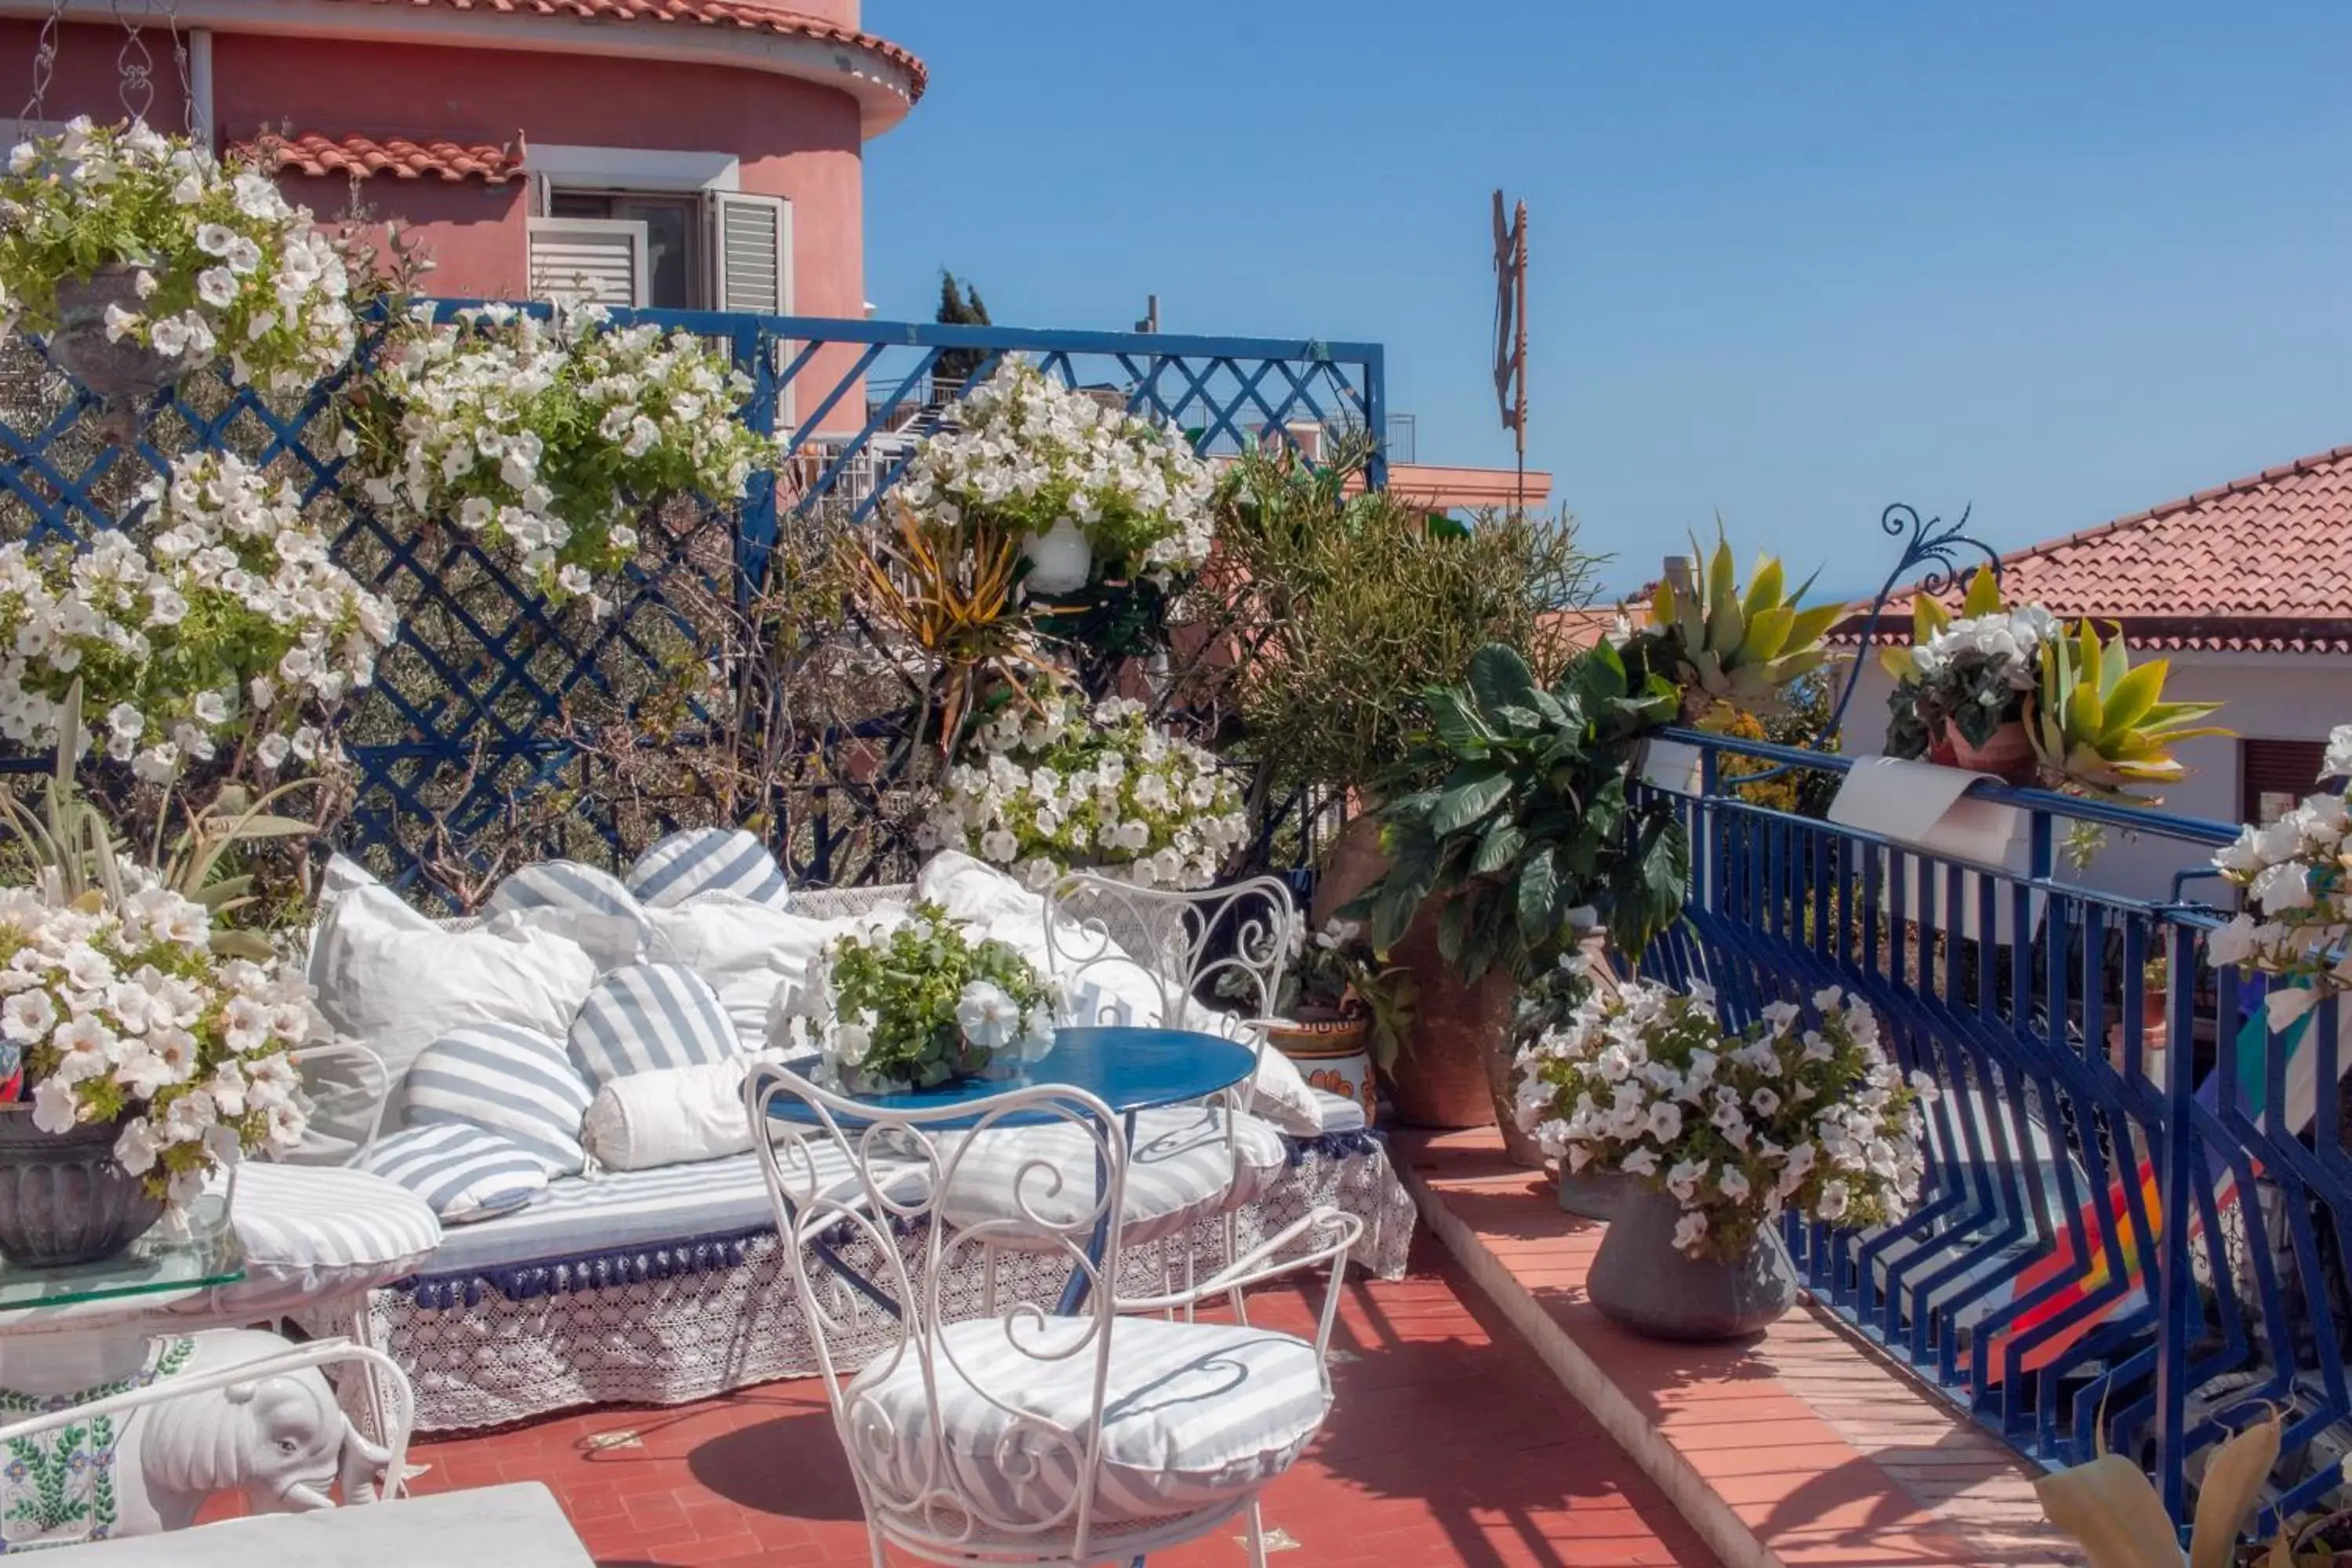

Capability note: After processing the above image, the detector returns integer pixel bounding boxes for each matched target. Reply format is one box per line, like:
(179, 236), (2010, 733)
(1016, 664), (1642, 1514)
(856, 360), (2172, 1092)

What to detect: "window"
(547, 191), (701, 308)
(2241, 738), (2328, 826)
(524, 185), (790, 318)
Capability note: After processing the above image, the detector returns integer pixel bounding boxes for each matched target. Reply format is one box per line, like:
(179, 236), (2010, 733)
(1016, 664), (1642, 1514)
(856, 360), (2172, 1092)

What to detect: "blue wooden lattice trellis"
(0, 305), (1385, 906)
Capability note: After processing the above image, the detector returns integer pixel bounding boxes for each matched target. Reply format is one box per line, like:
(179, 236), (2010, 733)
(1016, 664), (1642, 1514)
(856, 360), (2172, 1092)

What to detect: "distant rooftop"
(1831, 441), (2352, 654)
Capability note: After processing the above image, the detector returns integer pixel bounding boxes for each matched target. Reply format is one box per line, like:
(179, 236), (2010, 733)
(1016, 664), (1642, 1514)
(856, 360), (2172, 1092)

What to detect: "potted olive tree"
(1174, 437), (1597, 1129)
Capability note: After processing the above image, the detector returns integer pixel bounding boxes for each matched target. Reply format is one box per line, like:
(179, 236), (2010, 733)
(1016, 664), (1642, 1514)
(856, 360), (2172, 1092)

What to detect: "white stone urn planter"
(1021, 520), (1094, 594)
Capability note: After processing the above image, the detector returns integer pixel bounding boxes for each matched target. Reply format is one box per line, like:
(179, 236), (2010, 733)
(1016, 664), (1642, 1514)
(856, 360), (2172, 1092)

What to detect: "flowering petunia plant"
(2205, 722), (2352, 1029)
(897, 360), (1216, 583)
(1514, 978), (1930, 1260)
(919, 692), (1247, 892)
(0, 452), (397, 786)
(0, 118), (357, 393)
(0, 884), (318, 1204)
(345, 299), (775, 611)
(785, 901), (1062, 1094)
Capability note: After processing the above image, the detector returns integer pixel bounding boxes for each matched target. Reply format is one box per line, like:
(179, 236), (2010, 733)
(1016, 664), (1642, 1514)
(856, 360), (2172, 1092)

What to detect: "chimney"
(1663, 555), (1695, 597)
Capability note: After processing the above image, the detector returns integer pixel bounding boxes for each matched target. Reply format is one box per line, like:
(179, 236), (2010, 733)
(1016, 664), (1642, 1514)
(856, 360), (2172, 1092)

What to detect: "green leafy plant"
(2031, 619), (2228, 798)
(1184, 434), (1599, 815)
(795, 902), (1063, 1093)
(0, 683), (321, 960)
(1220, 916), (1419, 1071)
(1354, 641), (1686, 983)
(2034, 1402), (2278, 1567)
(1641, 526), (1843, 718)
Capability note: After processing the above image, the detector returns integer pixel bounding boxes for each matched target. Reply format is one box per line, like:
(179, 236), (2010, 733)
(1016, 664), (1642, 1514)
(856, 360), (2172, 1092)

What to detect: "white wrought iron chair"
(746, 1061), (1361, 1568)
(1039, 872), (1298, 1318)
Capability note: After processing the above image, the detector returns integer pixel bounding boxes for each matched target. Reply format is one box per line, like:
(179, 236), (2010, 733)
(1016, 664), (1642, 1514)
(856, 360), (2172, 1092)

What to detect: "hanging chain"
(158, 0), (194, 136)
(112, 0), (154, 127)
(16, 0), (69, 141)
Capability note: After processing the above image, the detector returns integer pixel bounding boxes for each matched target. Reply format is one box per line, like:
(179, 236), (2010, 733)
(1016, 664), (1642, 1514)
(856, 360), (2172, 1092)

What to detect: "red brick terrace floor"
(371, 1239), (1724, 1567)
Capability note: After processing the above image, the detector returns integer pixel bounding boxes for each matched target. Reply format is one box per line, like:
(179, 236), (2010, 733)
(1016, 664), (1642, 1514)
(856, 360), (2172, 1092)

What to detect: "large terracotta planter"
(1386, 902), (1534, 1157)
(1946, 718), (2038, 786)
(1588, 1185), (1798, 1341)
(0, 1107), (165, 1269)
(1310, 811), (1388, 928)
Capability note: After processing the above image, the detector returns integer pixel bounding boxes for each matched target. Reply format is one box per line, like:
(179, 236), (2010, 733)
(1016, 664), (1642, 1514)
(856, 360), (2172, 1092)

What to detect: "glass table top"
(0, 1192), (243, 1315)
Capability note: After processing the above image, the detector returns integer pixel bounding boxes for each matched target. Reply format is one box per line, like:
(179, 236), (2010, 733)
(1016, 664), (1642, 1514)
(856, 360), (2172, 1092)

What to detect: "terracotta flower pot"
(1946, 718), (2038, 786)
(1385, 902), (1536, 1160)
(1267, 1007), (1377, 1130)
(0, 1107), (165, 1269)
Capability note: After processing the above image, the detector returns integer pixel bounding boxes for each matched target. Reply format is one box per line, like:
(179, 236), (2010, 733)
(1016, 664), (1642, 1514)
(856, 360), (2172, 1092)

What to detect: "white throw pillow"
(913, 853), (1324, 1136)
(567, 962), (742, 1087)
(647, 895), (904, 1052)
(307, 884), (600, 1127)
(581, 1058), (761, 1171)
(402, 1022), (595, 1178)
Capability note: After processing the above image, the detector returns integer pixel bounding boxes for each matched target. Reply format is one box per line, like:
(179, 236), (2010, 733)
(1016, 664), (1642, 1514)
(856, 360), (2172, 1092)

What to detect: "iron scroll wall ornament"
(1817, 501), (2004, 750)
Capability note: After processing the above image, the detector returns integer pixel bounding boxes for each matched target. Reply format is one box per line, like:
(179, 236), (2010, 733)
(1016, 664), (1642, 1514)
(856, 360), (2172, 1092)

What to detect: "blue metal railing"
(1644, 728), (2344, 1531)
(0, 307), (1385, 902)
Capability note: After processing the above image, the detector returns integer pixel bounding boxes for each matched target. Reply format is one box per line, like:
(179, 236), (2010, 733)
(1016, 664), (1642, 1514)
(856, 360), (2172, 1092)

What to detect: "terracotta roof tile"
(1829, 441), (2352, 654)
(309, 0), (926, 103)
(238, 132), (526, 184)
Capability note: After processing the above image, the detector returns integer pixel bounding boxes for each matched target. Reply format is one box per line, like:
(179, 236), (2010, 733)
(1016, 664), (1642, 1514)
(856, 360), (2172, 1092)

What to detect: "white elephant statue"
(124, 1330), (395, 1534)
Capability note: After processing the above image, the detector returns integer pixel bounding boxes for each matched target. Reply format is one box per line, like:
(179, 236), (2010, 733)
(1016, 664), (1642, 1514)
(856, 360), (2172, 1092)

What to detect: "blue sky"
(864, 3), (2352, 596)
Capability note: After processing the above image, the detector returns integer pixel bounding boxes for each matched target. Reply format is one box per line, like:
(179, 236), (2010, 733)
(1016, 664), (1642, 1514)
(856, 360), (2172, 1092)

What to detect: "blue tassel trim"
(1283, 1128), (1384, 1166)
(398, 1225), (773, 1310)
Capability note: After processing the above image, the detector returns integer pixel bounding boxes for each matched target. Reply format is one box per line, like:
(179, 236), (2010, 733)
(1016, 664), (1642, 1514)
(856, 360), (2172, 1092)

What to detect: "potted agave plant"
(2035, 1402), (2279, 1566)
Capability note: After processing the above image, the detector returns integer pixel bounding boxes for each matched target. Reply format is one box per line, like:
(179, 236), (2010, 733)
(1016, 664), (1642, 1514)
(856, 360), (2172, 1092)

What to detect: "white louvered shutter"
(706, 192), (794, 425)
(526, 217), (648, 307)
(708, 193), (789, 314)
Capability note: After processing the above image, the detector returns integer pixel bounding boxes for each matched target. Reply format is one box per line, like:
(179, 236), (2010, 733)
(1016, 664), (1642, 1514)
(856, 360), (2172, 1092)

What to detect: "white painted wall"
(1838, 649), (2352, 904)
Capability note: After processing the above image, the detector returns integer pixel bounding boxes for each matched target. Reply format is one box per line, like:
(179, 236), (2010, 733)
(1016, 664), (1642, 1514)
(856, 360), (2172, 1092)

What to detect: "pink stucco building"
(0, 0), (922, 420)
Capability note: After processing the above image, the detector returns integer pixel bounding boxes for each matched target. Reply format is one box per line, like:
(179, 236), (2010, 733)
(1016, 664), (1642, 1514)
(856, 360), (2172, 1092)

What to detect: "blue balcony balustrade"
(0, 306), (1383, 904)
(1642, 725), (2344, 1533)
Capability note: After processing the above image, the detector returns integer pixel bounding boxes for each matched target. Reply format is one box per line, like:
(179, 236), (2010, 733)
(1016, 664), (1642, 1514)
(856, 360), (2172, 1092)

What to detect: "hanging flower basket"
(46, 264), (180, 432)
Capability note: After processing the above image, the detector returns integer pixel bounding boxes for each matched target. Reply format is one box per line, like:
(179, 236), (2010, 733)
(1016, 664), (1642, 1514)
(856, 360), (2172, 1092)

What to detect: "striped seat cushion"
(567, 963), (742, 1087)
(850, 1315), (1330, 1526)
(627, 828), (790, 911)
(936, 1106), (1287, 1249)
(358, 1124), (549, 1225)
(403, 1022), (597, 1177)
(179, 1163), (442, 1318)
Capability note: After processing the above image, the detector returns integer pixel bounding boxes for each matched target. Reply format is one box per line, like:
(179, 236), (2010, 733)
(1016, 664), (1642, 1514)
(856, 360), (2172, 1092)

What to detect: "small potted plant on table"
(792, 902), (1065, 1094)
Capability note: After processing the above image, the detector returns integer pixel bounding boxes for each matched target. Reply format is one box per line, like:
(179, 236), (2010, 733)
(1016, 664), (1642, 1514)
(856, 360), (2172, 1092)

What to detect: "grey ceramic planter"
(1557, 1167), (1635, 1221)
(0, 1107), (165, 1269)
(1588, 1183), (1797, 1341)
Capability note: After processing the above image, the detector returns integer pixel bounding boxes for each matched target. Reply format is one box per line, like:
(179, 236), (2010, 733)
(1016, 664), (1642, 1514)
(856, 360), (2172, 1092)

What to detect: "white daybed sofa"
(291, 851), (1417, 1435)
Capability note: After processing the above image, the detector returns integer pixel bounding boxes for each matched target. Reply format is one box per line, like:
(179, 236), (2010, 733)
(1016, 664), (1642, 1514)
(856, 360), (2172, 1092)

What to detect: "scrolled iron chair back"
(1042, 872), (1298, 1051)
(744, 1062), (1134, 1563)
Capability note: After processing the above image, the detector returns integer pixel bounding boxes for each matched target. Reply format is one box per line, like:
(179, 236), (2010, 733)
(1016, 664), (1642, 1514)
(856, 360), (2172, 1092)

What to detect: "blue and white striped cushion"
(356, 1124), (548, 1225)
(567, 963), (742, 1087)
(486, 861), (652, 943)
(403, 1022), (595, 1177)
(849, 1316), (1330, 1525)
(626, 828), (791, 911)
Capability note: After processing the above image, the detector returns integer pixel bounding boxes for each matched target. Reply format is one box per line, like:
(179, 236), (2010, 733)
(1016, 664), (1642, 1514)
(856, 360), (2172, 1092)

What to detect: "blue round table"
(764, 1025), (1257, 1127)
(764, 1025), (1258, 1314)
